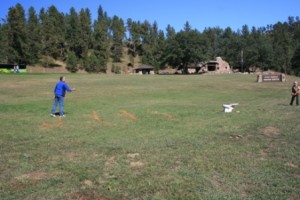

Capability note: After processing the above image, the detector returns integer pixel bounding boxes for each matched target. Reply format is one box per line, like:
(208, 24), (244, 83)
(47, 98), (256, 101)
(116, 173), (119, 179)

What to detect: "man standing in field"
(290, 81), (299, 106)
(50, 76), (76, 117)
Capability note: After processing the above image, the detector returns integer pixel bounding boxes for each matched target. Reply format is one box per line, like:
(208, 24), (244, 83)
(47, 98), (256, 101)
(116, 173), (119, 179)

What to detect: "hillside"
(27, 47), (142, 74)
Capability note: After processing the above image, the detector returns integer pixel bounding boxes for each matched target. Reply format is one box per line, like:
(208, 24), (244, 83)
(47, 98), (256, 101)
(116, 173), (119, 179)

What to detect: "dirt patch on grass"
(93, 111), (101, 121)
(260, 141), (276, 157)
(65, 152), (80, 162)
(294, 174), (300, 179)
(82, 112), (111, 126)
(103, 156), (118, 179)
(152, 111), (177, 121)
(284, 162), (298, 168)
(15, 171), (58, 181)
(240, 183), (267, 198)
(120, 110), (138, 120)
(68, 190), (115, 200)
(41, 121), (51, 128)
(260, 150), (269, 157)
(127, 153), (139, 159)
(83, 179), (93, 188)
(130, 161), (144, 167)
(40, 118), (63, 129)
(261, 126), (280, 137)
(210, 174), (231, 193)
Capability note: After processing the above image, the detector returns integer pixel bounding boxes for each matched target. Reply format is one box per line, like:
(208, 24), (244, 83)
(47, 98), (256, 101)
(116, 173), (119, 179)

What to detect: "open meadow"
(0, 73), (299, 199)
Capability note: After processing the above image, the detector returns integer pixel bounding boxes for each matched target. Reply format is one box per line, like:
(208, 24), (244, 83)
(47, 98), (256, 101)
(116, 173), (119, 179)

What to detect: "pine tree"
(271, 22), (293, 74)
(27, 6), (41, 64)
(141, 21), (165, 69)
(126, 19), (143, 57)
(166, 24), (176, 39)
(40, 6), (66, 63)
(79, 8), (92, 60)
(110, 15), (125, 62)
(7, 3), (29, 64)
(65, 7), (82, 59)
(91, 6), (109, 72)
(66, 51), (78, 72)
(219, 27), (239, 68)
(0, 22), (9, 63)
(202, 27), (223, 59)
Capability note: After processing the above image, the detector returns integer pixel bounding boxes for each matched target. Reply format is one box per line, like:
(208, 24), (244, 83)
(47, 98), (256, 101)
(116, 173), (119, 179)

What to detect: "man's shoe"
(50, 114), (56, 117)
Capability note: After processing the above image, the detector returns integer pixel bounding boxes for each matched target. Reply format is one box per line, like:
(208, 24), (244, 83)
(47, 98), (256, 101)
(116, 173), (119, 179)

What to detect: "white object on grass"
(223, 103), (239, 113)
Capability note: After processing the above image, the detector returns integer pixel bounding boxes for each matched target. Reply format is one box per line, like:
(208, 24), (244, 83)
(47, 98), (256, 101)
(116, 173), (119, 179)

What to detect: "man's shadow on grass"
(53, 112), (69, 116)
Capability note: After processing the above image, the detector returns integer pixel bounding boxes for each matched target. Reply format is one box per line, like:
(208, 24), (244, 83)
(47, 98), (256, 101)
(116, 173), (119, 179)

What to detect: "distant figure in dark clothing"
(290, 81), (299, 106)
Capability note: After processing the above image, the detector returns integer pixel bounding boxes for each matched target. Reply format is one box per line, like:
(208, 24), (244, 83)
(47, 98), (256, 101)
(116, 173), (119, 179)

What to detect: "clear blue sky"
(0, 0), (299, 32)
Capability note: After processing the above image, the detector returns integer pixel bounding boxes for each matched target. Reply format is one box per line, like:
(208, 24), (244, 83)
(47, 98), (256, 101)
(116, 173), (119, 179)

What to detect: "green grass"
(0, 73), (299, 199)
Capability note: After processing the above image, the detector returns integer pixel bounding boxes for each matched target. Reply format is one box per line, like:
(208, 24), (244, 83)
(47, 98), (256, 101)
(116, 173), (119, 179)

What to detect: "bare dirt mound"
(27, 49), (141, 74)
(27, 65), (69, 73)
(27, 59), (69, 73)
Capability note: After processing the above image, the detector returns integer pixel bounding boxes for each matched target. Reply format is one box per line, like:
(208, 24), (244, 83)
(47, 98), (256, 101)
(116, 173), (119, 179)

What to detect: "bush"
(111, 64), (121, 74)
(0, 68), (11, 73)
(66, 52), (78, 73)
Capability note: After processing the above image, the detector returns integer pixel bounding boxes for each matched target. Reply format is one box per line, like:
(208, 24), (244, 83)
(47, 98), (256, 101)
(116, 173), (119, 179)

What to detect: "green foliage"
(126, 19), (144, 57)
(110, 45), (123, 62)
(91, 6), (109, 72)
(110, 15), (125, 62)
(27, 7), (41, 64)
(83, 51), (106, 73)
(66, 51), (78, 72)
(65, 7), (82, 58)
(111, 64), (121, 74)
(7, 3), (29, 64)
(39, 6), (66, 61)
(0, 68), (12, 73)
(78, 8), (93, 58)
(164, 28), (207, 72)
(291, 45), (300, 75)
(0, 23), (9, 63)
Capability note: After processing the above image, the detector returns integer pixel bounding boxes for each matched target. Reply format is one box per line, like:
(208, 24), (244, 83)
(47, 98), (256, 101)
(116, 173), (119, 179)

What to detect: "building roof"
(206, 60), (219, 64)
(134, 65), (154, 70)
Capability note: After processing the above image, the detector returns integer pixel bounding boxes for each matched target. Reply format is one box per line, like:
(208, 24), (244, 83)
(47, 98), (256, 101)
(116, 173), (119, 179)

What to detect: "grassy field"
(0, 73), (299, 200)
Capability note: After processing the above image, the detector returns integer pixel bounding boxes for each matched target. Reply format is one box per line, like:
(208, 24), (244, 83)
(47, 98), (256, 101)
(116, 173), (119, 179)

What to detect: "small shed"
(134, 65), (155, 75)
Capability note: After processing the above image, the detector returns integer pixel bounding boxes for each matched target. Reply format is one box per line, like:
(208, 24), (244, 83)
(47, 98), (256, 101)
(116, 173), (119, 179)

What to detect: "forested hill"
(0, 3), (300, 75)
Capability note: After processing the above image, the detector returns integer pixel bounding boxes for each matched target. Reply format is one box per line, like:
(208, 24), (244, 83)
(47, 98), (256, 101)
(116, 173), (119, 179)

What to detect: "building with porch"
(133, 65), (155, 74)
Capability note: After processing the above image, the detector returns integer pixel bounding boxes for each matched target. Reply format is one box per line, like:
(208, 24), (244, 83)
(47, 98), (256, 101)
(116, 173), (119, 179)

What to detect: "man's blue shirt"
(54, 81), (72, 97)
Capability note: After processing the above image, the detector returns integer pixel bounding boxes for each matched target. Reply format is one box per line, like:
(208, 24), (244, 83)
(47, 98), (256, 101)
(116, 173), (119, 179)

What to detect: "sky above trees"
(1, 0), (300, 32)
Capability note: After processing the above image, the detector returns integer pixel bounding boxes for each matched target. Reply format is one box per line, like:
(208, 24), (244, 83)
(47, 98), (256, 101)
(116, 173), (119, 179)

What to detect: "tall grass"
(0, 73), (299, 199)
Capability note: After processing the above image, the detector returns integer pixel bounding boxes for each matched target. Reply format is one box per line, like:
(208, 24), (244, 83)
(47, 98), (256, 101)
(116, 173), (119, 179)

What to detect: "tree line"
(0, 3), (300, 74)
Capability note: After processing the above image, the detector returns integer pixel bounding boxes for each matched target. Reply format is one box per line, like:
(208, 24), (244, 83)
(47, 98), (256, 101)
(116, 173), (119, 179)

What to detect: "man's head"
(294, 81), (298, 85)
(60, 76), (66, 82)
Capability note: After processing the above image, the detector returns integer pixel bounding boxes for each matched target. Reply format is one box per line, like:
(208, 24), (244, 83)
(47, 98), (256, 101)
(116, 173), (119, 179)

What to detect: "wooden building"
(134, 65), (155, 74)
